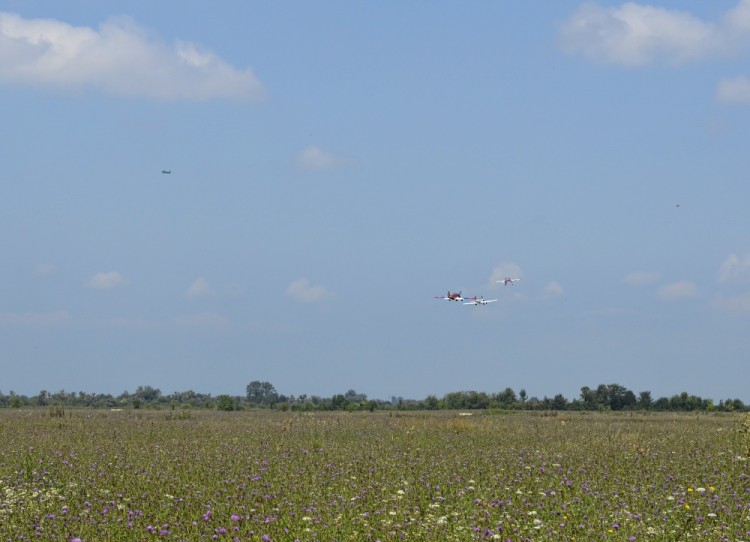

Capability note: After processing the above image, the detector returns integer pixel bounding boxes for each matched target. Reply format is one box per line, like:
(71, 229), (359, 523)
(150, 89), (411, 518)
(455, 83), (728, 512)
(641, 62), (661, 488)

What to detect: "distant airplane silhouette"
(162, 170), (171, 174)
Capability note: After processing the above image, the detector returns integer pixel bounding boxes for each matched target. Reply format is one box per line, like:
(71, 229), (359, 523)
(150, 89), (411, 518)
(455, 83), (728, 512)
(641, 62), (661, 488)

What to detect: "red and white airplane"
(434, 291), (467, 302)
(464, 296), (498, 306)
(498, 277), (521, 286)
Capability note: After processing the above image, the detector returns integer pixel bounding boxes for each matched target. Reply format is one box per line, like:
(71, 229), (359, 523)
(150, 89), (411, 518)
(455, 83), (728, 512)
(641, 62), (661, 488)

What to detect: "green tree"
(551, 393), (568, 410)
(424, 395), (440, 410)
(331, 394), (348, 410)
(519, 389), (527, 404)
(216, 395), (236, 411)
(246, 381), (279, 406)
(580, 386), (598, 410)
(637, 390), (653, 410)
(135, 385), (162, 403)
(495, 387), (517, 408)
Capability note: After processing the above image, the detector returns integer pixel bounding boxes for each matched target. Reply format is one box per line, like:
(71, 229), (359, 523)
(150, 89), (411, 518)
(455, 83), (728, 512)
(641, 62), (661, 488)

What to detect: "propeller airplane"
(464, 296), (497, 306)
(434, 291), (467, 302)
(498, 277), (521, 286)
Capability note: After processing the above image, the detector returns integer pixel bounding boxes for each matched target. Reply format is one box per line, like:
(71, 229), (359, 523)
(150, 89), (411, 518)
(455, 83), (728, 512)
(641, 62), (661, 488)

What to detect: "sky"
(2, 1), (750, 403)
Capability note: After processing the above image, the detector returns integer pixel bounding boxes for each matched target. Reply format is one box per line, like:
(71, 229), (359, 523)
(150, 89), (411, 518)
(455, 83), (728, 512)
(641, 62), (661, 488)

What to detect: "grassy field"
(0, 409), (748, 541)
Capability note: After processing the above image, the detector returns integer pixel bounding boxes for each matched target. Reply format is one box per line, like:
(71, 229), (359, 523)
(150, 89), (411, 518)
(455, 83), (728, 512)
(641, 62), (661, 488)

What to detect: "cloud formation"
(623, 271), (661, 286)
(718, 253), (750, 283)
(0, 12), (265, 101)
(560, 1), (750, 67)
(657, 280), (697, 300)
(712, 292), (750, 315)
(88, 271), (125, 289)
(286, 278), (328, 303)
(187, 277), (213, 298)
(295, 145), (355, 171)
(716, 76), (750, 103)
(544, 280), (566, 297)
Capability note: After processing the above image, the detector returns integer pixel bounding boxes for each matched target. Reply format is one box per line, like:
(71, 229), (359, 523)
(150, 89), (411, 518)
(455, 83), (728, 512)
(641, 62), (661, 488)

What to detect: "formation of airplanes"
(434, 278), (520, 308)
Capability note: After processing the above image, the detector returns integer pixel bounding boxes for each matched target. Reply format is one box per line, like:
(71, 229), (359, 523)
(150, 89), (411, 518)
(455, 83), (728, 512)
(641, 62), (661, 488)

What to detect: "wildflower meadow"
(0, 409), (748, 541)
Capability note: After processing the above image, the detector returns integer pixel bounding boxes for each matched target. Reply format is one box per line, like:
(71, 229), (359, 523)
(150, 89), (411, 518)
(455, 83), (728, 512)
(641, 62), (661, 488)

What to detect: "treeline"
(0, 382), (747, 413)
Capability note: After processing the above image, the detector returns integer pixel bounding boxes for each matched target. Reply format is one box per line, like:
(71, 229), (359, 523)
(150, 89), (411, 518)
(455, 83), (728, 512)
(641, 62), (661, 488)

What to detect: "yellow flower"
(687, 487), (693, 492)
(684, 504), (690, 509)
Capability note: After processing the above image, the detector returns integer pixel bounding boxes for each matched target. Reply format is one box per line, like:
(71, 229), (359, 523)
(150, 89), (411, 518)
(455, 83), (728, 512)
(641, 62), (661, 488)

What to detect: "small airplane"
(464, 296), (498, 306)
(434, 291), (467, 302)
(162, 170), (171, 174)
(498, 277), (521, 286)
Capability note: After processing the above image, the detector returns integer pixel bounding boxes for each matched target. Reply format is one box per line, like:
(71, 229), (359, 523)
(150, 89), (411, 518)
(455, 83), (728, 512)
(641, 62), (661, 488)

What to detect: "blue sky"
(2, 1), (750, 402)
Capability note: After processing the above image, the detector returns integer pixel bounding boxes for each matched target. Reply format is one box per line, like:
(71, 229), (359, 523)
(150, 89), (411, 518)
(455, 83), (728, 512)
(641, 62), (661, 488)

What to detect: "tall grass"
(0, 410), (747, 541)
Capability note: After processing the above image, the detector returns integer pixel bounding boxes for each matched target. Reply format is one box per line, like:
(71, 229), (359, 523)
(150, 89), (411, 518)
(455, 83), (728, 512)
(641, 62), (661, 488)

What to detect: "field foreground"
(0, 409), (748, 541)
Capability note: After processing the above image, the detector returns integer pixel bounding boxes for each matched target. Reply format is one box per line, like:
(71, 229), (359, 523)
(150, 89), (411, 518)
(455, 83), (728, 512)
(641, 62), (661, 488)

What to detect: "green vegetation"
(1, 382), (746, 412)
(0, 410), (747, 541)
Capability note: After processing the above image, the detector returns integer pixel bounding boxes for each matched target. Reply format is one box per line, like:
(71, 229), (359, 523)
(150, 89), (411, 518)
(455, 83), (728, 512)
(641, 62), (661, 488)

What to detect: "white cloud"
(172, 312), (230, 327)
(623, 271), (661, 286)
(488, 263), (523, 288)
(88, 271), (124, 289)
(286, 278), (328, 303)
(657, 280), (697, 300)
(0, 12), (264, 101)
(560, 1), (749, 67)
(295, 145), (355, 171)
(717, 253), (750, 282)
(187, 277), (213, 298)
(712, 292), (750, 315)
(544, 280), (566, 297)
(0, 310), (72, 326)
(716, 76), (750, 103)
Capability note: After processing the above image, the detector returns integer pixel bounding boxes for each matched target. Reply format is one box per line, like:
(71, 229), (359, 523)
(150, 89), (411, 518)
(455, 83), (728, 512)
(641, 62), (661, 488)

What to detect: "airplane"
(464, 296), (498, 306)
(162, 170), (171, 174)
(497, 277), (521, 286)
(434, 291), (467, 302)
